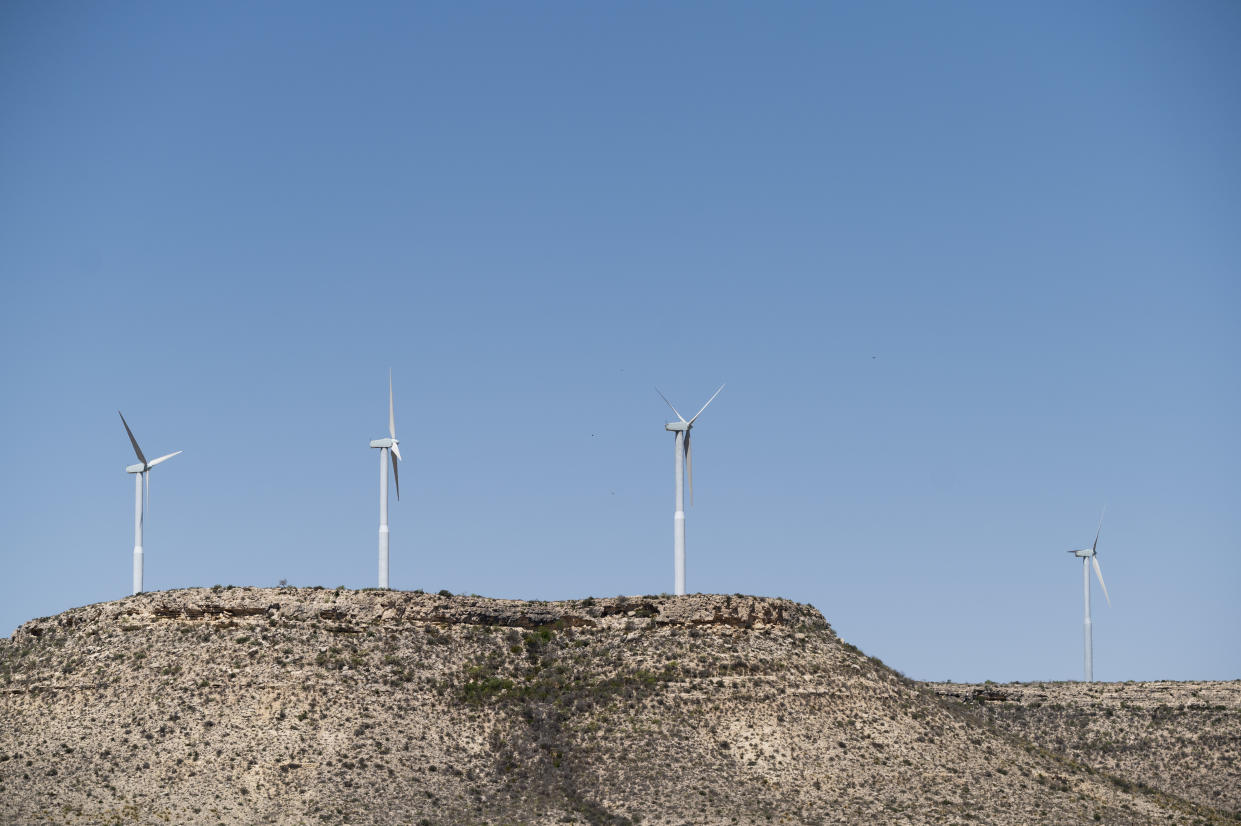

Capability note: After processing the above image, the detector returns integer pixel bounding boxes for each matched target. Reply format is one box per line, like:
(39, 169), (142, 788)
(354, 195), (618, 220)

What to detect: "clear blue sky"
(2, 1), (1237, 682)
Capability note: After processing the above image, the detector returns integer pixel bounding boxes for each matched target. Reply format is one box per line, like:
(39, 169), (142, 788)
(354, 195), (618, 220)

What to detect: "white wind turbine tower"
(369, 371), (402, 589)
(118, 412), (182, 595)
(1068, 508), (1112, 682)
(657, 384), (724, 596)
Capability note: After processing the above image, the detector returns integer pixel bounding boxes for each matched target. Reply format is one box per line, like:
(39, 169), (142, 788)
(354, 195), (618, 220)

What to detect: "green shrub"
(462, 677), (514, 703)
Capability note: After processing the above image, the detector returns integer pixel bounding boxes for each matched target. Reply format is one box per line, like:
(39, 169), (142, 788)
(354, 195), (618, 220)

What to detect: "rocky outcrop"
(10, 587), (827, 642)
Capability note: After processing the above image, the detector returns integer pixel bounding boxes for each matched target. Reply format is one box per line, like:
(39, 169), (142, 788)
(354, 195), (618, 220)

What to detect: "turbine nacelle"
(125, 451), (182, 475)
(664, 421), (691, 433)
(1070, 548), (1096, 558)
(369, 438), (399, 449)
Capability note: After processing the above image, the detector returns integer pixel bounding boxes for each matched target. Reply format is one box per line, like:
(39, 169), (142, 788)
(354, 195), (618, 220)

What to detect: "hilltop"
(1, 587), (1236, 825)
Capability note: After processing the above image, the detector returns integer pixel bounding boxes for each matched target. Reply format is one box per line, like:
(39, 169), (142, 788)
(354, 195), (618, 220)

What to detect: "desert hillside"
(930, 680), (1241, 817)
(1, 587), (1235, 825)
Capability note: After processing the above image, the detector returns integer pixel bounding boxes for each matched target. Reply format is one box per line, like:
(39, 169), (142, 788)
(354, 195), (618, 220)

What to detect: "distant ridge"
(1, 588), (1235, 825)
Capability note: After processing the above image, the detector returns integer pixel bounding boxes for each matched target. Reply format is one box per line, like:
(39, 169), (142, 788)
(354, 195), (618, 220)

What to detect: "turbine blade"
(1093, 506), (1106, 553)
(688, 383), (725, 424)
(390, 450), (400, 501)
(391, 443), (403, 463)
(146, 450), (182, 468)
(118, 411), (147, 466)
(655, 388), (687, 422)
(685, 430), (693, 506)
(388, 369), (396, 439)
(144, 470), (150, 515)
(1093, 556), (1111, 607)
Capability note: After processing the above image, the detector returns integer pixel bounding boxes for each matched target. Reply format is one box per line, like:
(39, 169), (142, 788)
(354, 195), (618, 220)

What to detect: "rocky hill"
(930, 680), (1241, 817)
(0, 587), (1236, 825)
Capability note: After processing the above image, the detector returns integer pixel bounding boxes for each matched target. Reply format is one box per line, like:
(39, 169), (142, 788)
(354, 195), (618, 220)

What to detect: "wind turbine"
(369, 371), (402, 589)
(1068, 508), (1112, 682)
(118, 412), (182, 595)
(657, 384), (724, 596)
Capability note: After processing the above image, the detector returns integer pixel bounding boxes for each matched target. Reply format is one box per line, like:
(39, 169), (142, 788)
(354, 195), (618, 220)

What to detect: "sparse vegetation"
(0, 587), (1234, 826)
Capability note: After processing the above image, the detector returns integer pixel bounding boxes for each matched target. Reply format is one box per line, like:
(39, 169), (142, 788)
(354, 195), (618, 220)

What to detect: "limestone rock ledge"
(11, 587), (829, 641)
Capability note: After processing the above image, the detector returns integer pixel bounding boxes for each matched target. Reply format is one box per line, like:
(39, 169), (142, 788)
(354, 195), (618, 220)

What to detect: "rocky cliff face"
(0, 588), (1234, 825)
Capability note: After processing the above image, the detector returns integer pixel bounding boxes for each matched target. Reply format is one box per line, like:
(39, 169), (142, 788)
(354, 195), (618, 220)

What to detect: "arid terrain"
(1, 587), (1237, 825)
(931, 680), (1241, 816)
